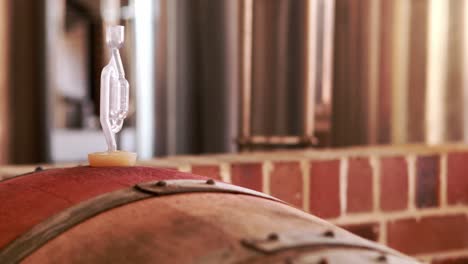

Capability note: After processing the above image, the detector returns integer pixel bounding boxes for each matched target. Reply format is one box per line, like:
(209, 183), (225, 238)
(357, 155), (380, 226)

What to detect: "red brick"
(270, 162), (303, 208)
(447, 152), (468, 205)
(340, 222), (380, 241)
(387, 214), (468, 255)
(191, 165), (221, 180)
(230, 163), (263, 192)
(416, 155), (440, 208)
(347, 157), (373, 213)
(432, 256), (468, 264)
(380, 156), (408, 211)
(309, 160), (340, 218)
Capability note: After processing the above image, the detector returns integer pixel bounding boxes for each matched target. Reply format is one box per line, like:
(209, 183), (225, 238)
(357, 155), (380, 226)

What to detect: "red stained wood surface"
(23, 193), (406, 264)
(0, 166), (419, 264)
(0, 166), (207, 248)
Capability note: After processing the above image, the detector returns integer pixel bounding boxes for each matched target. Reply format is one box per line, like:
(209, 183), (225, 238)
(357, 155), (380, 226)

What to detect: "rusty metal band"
(241, 230), (411, 261)
(0, 179), (282, 264)
(0, 167), (45, 183)
(135, 179), (282, 203)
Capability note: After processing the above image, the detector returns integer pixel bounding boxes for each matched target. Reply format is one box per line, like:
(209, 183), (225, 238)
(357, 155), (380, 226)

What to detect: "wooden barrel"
(0, 166), (421, 264)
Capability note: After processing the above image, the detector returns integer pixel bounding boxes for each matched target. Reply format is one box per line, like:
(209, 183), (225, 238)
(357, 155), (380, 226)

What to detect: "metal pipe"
(425, 0), (449, 144)
(321, 0), (335, 106)
(133, 0), (156, 159)
(303, 0), (318, 140)
(240, 0), (253, 142)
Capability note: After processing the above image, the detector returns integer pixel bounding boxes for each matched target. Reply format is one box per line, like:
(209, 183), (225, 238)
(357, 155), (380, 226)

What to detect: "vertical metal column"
(133, 0), (156, 159)
(0, 0), (9, 164)
(425, 0), (449, 144)
(303, 0), (319, 145)
(239, 0), (254, 147)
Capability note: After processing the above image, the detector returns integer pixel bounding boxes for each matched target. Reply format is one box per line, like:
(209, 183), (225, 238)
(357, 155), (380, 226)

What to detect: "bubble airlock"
(89, 25), (136, 167)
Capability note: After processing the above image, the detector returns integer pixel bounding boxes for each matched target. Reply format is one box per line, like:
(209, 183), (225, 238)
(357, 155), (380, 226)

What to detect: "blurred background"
(1, 0), (467, 164)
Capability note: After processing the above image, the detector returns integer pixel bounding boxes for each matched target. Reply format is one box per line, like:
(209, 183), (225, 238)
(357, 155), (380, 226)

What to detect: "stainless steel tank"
(332, 0), (468, 146)
(9, 0), (468, 163)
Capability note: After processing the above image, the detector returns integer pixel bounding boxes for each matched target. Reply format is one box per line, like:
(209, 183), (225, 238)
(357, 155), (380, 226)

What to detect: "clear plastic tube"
(100, 25), (129, 152)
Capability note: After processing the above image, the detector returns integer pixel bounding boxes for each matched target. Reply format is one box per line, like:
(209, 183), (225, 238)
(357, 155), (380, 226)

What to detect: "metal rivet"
(206, 179), (215, 185)
(317, 257), (328, 264)
(267, 233), (279, 241)
(155, 181), (167, 187)
(34, 166), (43, 172)
(376, 254), (387, 262)
(323, 230), (334, 238)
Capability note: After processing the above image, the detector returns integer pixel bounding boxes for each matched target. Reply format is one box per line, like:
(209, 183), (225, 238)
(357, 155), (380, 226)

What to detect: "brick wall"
(145, 145), (468, 263)
(2, 144), (468, 263)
